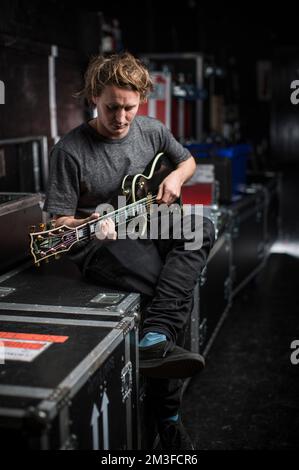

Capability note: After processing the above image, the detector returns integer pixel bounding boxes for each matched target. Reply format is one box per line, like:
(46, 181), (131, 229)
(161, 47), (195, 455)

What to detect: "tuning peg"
(45, 258), (49, 263)
(55, 254), (61, 260)
(39, 223), (46, 231)
(37, 235), (44, 241)
(29, 225), (36, 233)
(35, 262), (40, 267)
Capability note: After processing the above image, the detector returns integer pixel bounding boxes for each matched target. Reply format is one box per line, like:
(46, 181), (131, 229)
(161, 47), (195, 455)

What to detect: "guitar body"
(121, 152), (176, 203)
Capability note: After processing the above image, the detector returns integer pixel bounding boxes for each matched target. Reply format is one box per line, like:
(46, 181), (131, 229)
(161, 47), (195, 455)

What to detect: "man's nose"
(115, 108), (126, 122)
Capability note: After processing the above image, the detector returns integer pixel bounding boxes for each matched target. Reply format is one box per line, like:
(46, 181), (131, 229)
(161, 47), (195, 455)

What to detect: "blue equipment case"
(215, 144), (252, 196)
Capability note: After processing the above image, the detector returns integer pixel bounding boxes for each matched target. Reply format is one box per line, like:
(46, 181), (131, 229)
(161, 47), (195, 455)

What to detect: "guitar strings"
(80, 195), (159, 238)
(41, 195), (162, 254)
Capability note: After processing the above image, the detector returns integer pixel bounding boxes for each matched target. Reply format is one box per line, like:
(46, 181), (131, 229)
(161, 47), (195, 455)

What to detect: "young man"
(44, 52), (215, 450)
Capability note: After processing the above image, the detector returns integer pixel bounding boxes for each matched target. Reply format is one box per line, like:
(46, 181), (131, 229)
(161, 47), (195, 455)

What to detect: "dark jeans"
(85, 214), (215, 419)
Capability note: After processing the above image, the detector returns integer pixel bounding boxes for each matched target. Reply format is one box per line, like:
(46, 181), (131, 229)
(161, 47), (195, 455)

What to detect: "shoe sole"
(140, 354), (205, 379)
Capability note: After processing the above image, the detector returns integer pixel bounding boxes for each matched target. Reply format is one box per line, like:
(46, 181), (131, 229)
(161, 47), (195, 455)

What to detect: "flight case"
(246, 171), (281, 250)
(227, 188), (267, 295)
(0, 258), (140, 450)
(185, 207), (232, 356)
(0, 192), (43, 274)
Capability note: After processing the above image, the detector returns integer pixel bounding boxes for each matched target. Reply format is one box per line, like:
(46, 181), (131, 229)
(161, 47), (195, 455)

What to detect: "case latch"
(121, 361), (132, 402)
(0, 287), (15, 298)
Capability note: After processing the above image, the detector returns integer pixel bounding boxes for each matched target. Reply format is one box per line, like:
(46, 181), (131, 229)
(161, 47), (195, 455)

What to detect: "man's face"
(93, 85), (140, 139)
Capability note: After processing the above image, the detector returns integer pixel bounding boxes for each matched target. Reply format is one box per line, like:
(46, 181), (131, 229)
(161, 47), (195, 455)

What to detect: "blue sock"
(139, 332), (166, 347)
(163, 413), (179, 423)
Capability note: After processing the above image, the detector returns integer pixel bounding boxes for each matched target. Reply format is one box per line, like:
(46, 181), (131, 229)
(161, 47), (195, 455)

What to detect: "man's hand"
(54, 213), (117, 240)
(156, 156), (196, 205)
(96, 217), (117, 240)
(156, 171), (183, 205)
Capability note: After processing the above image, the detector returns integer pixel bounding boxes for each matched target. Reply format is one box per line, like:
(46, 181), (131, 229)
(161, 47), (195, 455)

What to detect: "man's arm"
(54, 213), (99, 229)
(173, 155), (196, 185)
(156, 155), (196, 205)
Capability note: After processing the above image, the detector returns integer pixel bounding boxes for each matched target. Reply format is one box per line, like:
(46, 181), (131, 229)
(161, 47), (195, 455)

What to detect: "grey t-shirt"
(43, 115), (191, 271)
(44, 116), (190, 217)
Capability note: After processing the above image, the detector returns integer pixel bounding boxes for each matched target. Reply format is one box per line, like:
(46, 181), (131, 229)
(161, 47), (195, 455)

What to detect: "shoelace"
(162, 339), (175, 357)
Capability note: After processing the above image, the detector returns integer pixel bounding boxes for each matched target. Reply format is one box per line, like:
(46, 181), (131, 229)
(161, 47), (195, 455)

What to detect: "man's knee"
(181, 214), (215, 252)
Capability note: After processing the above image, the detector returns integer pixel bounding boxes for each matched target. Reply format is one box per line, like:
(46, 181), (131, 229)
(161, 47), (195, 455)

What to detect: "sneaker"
(158, 417), (195, 450)
(139, 340), (205, 379)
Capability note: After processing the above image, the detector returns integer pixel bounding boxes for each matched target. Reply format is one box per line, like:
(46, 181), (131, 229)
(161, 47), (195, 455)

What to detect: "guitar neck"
(74, 196), (153, 242)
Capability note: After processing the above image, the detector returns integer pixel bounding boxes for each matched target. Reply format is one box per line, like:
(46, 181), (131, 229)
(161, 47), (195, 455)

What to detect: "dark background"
(0, 0), (299, 168)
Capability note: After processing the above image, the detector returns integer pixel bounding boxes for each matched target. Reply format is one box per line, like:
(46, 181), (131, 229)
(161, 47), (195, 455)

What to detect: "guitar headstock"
(29, 223), (77, 265)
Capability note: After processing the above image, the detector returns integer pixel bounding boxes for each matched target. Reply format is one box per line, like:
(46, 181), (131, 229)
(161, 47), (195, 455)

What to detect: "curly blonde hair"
(77, 52), (153, 105)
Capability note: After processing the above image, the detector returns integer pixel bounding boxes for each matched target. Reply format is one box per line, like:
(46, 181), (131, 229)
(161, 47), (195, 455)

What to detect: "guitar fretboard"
(76, 196), (155, 241)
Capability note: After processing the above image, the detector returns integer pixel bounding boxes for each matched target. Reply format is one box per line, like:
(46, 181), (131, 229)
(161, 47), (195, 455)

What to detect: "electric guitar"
(29, 152), (179, 265)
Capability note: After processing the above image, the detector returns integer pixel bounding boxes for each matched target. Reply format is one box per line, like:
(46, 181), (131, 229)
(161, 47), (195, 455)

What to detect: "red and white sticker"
(0, 331), (69, 363)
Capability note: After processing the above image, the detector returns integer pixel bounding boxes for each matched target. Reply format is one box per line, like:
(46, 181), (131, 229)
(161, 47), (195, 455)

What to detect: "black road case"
(227, 189), (267, 296)
(0, 314), (138, 450)
(185, 207), (232, 355)
(0, 257), (140, 323)
(0, 138), (48, 193)
(0, 258), (141, 449)
(0, 193), (43, 274)
(246, 171), (281, 250)
(199, 231), (232, 356)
